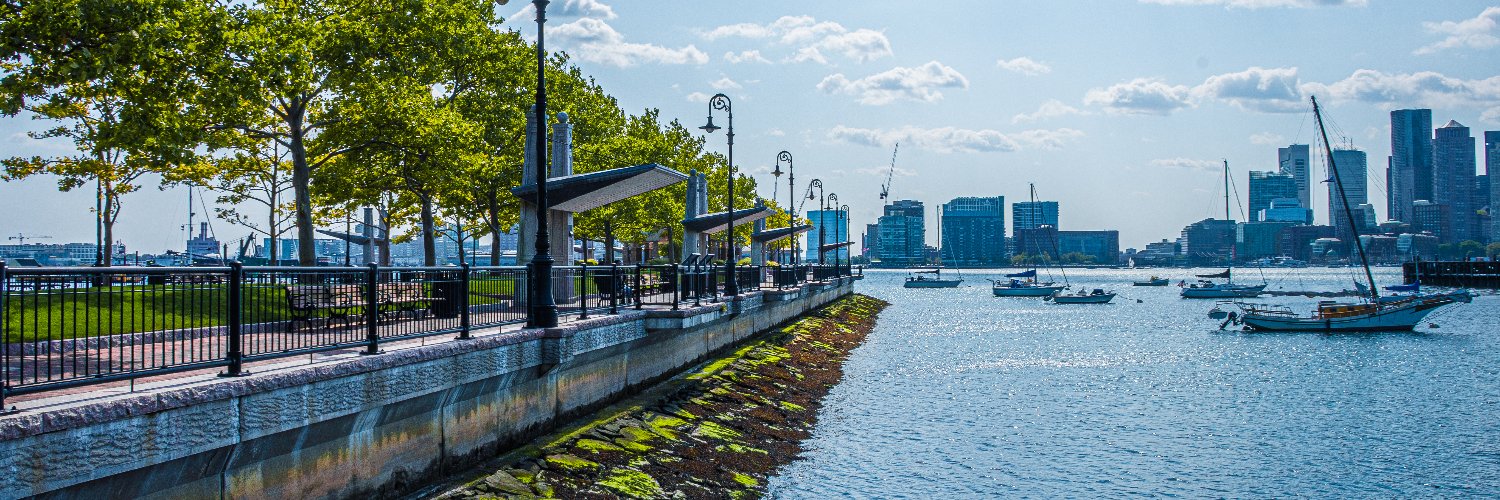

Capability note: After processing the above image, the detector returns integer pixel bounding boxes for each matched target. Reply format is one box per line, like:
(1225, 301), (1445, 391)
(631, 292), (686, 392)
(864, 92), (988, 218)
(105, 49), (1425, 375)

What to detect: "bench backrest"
(286, 285), (333, 310)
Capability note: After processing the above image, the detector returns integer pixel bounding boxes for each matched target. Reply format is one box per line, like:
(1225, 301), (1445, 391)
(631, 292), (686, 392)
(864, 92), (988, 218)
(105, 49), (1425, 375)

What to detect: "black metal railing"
(0, 260), (851, 407)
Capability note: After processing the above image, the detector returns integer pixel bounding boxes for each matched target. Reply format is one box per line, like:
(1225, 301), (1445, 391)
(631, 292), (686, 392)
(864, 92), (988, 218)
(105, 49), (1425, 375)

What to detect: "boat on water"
(993, 183), (1068, 298)
(1228, 96), (1471, 332)
(1133, 276), (1169, 286)
(905, 268), (962, 288)
(1181, 160), (1265, 299)
(1048, 288), (1116, 304)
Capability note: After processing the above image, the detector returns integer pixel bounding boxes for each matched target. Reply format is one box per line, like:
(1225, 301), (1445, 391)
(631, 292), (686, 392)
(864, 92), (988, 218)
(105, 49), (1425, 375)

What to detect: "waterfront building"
(877, 200), (925, 267)
(1236, 221), (1297, 262)
(1132, 239), (1180, 266)
(940, 196), (1006, 267)
(1278, 144), (1311, 211)
(1397, 232), (1440, 260)
(270, 238), (354, 264)
(0, 242), (125, 266)
(1179, 218), (1236, 266)
(862, 223), (880, 259)
(1014, 225), (1058, 260)
(1328, 148), (1368, 240)
(1012, 200), (1059, 231)
(1056, 230), (1120, 265)
(1432, 120), (1477, 243)
(1277, 225), (1334, 262)
(805, 209), (850, 262)
(1411, 200), (1450, 244)
(1389, 109), (1434, 223)
(1488, 131), (1499, 243)
(1260, 198), (1312, 224)
(1248, 171), (1299, 221)
(186, 222), (221, 258)
(1359, 234), (1401, 264)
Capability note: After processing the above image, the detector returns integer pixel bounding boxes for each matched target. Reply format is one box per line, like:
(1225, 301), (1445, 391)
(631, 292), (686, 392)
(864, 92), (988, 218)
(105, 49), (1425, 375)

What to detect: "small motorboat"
(904, 268), (962, 288)
(1047, 288), (1116, 304)
(1133, 276), (1169, 286)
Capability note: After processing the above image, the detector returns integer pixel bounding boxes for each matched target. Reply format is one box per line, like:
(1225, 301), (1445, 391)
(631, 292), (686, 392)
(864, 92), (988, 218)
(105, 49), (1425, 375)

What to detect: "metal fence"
(0, 261), (857, 407)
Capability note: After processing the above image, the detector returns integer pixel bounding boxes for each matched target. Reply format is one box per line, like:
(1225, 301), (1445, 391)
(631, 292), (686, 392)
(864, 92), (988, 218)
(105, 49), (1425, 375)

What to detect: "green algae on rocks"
(434, 294), (888, 500)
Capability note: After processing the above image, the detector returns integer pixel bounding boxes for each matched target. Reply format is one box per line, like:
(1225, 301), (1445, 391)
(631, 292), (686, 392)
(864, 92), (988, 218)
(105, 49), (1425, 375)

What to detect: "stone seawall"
(0, 278), (855, 499)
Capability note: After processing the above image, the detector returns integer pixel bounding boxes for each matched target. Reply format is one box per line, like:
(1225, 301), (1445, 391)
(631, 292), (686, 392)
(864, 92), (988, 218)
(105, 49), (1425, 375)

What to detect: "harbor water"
(767, 268), (1500, 498)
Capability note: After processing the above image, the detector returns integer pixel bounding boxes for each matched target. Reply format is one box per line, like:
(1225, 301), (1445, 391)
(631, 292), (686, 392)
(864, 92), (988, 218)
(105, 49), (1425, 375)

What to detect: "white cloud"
(557, 0), (616, 19)
(1150, 158), (1220, 171)
(817, 61), (969, 105)
(854, 165), (917, 177)
(1193, 66), (1303, 112)
(685, 92), (712, 103)
(1249, 132), (1286, 145)
(724, 50), (771, 64)
(550, 18), (708, 67)
(827, 125), (1083, 153)
(703, 16), (892, 65)
(1012, 99), (1087, 123)
(766, 128), (786, 137)
(1415, 7), (1500, 55)
(1481, 107), (1500, 124)
(996, 57), (1051, 76)
(1139, 0), (1366, 8)
(710, 76), (742, 90)
(1300, 69), (1500, 108)
(1083, 78), (1194, 115)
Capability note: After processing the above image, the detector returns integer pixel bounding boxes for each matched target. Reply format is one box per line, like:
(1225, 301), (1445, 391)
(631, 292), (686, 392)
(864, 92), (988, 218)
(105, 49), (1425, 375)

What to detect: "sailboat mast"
(1311, 95), (1378, 300)
(1224, 160), (1235, 283)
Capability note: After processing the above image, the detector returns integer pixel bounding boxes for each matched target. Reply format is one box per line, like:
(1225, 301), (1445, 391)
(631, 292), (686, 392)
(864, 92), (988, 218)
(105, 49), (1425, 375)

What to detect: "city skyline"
(4, 1), (1500, 252)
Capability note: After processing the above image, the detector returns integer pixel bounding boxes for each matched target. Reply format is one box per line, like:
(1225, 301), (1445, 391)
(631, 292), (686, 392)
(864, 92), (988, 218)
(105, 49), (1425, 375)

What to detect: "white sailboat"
(906, 205), (962, 288)
(993, 183), (1065, 297)
(1231, 96), (1471, 332)
(1181, 160), (1266, 299)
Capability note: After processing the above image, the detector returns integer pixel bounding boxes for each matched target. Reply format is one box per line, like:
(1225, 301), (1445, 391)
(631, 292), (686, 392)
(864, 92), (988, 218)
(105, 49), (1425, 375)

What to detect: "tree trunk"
(287, 104), (317, 267)
(101, 193), (115, 268)
(603, 218), (615, 264)
(489, 226), (501, 266)
(420, 195), (436, 266)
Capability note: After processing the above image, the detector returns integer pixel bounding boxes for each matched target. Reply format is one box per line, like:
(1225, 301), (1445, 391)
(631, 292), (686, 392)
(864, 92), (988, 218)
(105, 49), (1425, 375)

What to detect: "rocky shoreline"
(431, 293), (887, 499)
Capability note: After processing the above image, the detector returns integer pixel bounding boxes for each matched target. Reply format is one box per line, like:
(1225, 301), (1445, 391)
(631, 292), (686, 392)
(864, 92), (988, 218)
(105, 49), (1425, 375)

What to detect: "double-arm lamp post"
(773, 151), (796, 265)
(525, 0), (558, 328)
(699, 93), (738, 296)
(805, 179), (824, 264)
(839, 203), (850, 274)
(824, 193), (838, 265)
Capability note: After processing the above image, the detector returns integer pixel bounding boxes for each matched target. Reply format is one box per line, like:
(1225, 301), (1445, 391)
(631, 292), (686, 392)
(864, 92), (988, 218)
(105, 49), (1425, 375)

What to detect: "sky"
(3, 0), (1499, 253)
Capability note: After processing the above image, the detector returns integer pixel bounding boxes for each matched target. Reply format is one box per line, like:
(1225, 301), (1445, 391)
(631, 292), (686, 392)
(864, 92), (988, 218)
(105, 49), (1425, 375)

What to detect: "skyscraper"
(1012, 200), (1059, 231)
(1432, 120), (1476, 243)
(1277, 144), (1311, 210)
(1249, 171), (1299, 221)
(1328, 148), (1368, 241)
(805, 209), (850, 262)
(1389, 109), (1433, 223)
(877, 200), (925, 267)
(1487, 131), (1499, 243)
(940, 196), (1006, 267)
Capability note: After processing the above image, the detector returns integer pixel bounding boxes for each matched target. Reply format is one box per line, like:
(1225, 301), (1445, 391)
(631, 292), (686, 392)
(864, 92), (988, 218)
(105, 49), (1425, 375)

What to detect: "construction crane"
(878, 143), (898, 204)
(8, 233), (52, 245)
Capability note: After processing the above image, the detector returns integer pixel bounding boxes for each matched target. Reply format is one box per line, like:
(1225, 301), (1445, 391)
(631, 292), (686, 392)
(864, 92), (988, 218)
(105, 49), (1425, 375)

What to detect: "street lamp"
(825, 193), (838, 266)
(526, 0), (558, 328)
(700, 93), (738, 296)
(805, 179), (824, 264)
(775, 151), (796, 265)
(839, 203), (850, 275)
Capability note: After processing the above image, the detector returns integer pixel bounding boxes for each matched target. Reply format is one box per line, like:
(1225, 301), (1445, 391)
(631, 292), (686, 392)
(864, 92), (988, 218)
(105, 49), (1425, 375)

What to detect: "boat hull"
(1133, 279), (1169, 287)
(1181, 284), (1265, 299)
(905, 279), (962, 288)
(1050, 293), (1116, 304)
(992, 285), (1065, 297)
(1238, 292), (1470, 332)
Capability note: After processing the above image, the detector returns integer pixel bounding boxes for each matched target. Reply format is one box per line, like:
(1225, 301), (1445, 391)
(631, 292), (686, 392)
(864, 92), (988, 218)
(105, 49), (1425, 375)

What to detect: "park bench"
(377, 282), (441, 319)
(285, 285), (363, 331)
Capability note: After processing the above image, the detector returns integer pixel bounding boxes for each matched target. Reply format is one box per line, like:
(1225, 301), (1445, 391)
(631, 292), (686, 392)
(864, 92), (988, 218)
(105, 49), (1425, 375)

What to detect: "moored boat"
(1133, 276), (1169, 286)
(1048, 288), (1116, 304)
(905, 269), (962, 288)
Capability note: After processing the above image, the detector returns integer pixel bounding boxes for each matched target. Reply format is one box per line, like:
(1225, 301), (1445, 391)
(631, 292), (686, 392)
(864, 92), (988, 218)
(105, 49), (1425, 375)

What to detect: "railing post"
(579, 263), (590, 320)
(610, 264), (620, 314)
(221, 262), (245, 377)
(692, 263), (702, 307)
(670, 264), (680, 310)
(458, 263), (471, 340)
(0, 260), (8, 411)
(634, 264), (644, 310)
(363, 263), (380, 355)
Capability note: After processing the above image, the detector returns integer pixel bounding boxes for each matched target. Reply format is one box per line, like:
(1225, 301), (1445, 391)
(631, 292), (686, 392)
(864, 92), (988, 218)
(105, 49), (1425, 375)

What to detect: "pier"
(1403, 261), (1500, 289)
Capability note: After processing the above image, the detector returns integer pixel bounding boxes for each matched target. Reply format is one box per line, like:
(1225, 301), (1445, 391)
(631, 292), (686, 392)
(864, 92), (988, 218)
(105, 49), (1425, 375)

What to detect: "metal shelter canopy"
(510, 163), (688, 213)
(819, 241), (855, 252)
(751, 224), (813, 244)
(684, 206), (773, 234)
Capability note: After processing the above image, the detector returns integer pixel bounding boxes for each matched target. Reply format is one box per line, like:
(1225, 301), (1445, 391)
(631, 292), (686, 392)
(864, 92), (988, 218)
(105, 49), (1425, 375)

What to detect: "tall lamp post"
(824, 193), (837, 266)
(699, 93), (738, 296)
(839, 203), (850, 275)
(805, 179), (823, 264)
(526, 0), (558, 328)
(774, 151), (795, 265)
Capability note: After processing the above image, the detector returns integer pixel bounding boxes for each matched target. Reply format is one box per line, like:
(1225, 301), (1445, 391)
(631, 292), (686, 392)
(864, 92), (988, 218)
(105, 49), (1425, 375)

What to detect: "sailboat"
(1231, 96), (1471, 332)
(906, 205), (962, 288)
(993, 183), (1067, 297)
(1181, 160), (1266, 299)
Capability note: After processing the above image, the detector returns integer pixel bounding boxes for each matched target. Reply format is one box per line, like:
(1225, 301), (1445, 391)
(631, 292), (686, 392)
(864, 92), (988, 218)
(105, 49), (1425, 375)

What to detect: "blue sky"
(3, 0), (1499, 252)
